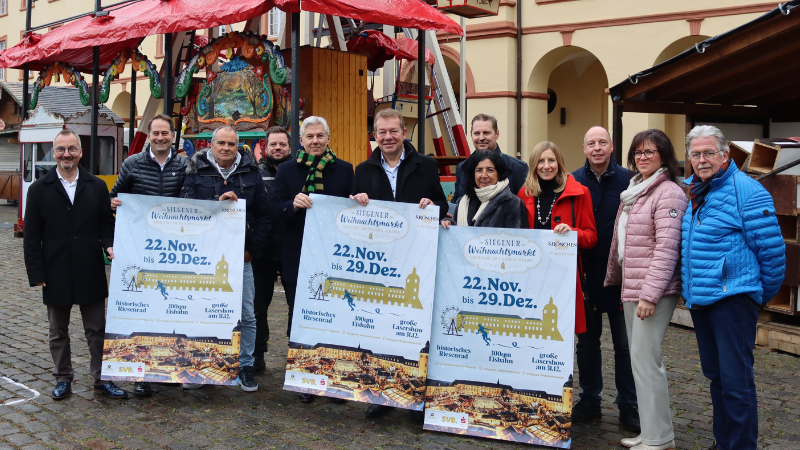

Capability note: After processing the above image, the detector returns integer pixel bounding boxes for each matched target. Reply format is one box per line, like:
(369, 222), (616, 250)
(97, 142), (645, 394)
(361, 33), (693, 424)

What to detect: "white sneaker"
(631, 440), (675, 450)
(182, 383), (204, 390)
(621, 435), (642, 448)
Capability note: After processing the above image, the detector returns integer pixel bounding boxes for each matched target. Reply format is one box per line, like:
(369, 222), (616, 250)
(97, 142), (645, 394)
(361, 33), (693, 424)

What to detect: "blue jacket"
(571, 155), (633, 312)
(452, 145), (528, 204)
(681, 162), (785, 307)
(181, 148), (271, 260)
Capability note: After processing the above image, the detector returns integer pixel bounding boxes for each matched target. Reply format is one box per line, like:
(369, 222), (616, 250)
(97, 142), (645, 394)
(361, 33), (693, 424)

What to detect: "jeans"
(624, 296), (678, 445)
(252, 258), (281, 353)
(690, 294), (759, 450)
(239, 261), (256, 368)
(576, 306), (638, 407)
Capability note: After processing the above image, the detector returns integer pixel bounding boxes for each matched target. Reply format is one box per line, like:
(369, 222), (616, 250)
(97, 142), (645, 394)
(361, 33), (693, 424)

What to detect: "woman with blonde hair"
(518, 141), (597, 334)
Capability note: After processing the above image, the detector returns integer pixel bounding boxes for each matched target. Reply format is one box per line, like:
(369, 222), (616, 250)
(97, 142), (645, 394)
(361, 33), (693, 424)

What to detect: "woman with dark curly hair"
(441, 150), (527, 229)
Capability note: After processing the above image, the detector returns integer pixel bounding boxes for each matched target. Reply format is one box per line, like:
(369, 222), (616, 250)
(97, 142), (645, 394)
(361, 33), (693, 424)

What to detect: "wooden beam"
(619, 100), (768, 118)
(692, 57), (800, 104)
(326, 15), (345, 51)
(755, 82), (800, 108)
(643, 28), (800, 102)
(617, 11), (800, 100)
(725, 74), (800, 106)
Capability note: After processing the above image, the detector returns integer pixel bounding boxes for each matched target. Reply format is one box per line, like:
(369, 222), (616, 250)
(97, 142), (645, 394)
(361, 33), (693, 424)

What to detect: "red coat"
(518, 174), (597, 334)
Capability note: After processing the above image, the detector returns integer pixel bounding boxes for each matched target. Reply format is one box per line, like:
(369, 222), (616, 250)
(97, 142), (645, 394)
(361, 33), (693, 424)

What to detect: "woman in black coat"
(442, 150), (528, 229)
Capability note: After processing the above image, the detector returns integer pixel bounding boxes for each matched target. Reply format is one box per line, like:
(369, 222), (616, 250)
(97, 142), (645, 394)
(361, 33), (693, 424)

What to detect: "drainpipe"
(515, 0), (522, 159)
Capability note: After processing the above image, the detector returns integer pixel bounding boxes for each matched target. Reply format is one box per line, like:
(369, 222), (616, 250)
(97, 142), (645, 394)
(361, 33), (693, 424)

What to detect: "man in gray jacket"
(108, 114), (187, 397)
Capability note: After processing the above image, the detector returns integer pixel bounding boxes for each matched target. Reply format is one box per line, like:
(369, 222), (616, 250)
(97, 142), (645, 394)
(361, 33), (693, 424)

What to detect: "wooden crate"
(749, 141), (781, 174)
(756, 321), (800, 355)
(758, 174), (798, 216)
(777, 215), (799, 243)
(765, 285), (797, 315)
(729, 141), (753, 172)
(282, 46), (369, 167)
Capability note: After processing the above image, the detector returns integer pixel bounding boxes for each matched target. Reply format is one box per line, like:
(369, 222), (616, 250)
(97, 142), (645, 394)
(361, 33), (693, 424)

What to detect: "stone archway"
(525, 46), (609, 170)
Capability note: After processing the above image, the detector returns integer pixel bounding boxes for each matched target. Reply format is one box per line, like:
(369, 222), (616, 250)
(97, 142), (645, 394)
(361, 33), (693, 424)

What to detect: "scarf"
(617, 168), (665, 266)
(297, 147), (336, 194)
(690, 159), (730, 213)
(457, 178), (509, 226)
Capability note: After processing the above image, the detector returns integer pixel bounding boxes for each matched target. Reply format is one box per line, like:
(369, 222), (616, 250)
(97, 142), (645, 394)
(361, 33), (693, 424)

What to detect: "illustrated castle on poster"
(324, 267), (423, 309)
(104, 321), (242, 355)
(459, 297), (563, 341)
(135, 256), (233, 292)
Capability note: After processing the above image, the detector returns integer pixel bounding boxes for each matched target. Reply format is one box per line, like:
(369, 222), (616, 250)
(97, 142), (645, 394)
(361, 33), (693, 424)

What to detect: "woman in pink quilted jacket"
(605, 129), (688, 450)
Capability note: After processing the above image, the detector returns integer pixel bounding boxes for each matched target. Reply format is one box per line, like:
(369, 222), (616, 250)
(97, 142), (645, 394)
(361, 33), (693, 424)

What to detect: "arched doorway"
(528, 47), (609, 171)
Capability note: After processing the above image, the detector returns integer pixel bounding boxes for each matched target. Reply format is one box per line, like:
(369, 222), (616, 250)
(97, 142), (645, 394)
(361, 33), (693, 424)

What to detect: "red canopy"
(347, 30), (435, 72)
(303, 0), (463, 36)
(0, 0), (297, 71)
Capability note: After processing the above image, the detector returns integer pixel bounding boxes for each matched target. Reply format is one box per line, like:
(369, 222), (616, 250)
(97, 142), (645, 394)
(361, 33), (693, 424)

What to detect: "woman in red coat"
(518, 141), (597, 334)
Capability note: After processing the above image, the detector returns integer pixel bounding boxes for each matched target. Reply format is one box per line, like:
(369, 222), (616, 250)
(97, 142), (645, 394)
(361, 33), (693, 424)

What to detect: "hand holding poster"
(424, 227), (576, 448)
(102, 193), (245, 385)
(284, 194), (439, 410)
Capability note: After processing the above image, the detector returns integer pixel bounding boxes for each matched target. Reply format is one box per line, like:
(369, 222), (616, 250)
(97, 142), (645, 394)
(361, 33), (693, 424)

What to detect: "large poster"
(283, 194), (439, 410)
(101, 193), (245, 385)
(423, 227), (576, 448)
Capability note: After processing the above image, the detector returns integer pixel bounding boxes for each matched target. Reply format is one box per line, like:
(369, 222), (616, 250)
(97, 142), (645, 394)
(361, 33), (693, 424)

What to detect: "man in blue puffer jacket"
(682, 125), (785, 450)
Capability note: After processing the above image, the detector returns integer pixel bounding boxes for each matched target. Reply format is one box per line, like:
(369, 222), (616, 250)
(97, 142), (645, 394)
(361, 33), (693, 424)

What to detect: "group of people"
(441, 118), (785, 450)
(23, 107), (785, 450)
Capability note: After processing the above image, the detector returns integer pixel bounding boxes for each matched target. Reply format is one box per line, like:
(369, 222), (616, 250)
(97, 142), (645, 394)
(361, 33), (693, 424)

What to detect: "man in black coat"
(451, 113), (528, 203)
(108, 114), (186, 397)
(252, 126), (291, 372)
(350, 108), (446, 421)
(181, 126), (270, 393)
(23, 129), (128, 400)
(570, 126), (639, 431)
(351, 108), (448, 222)
(269, 116), (354, 402)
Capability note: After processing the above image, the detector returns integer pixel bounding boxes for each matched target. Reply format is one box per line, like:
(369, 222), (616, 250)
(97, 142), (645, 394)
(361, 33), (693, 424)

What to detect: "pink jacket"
(604, 171), (688, 304)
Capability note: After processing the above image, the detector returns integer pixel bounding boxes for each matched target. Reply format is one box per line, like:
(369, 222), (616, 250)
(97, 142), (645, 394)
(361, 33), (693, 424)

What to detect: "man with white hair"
(269, 116), (354, 402)
(682, 125), (785, 450)
(182, 126), (270, 393)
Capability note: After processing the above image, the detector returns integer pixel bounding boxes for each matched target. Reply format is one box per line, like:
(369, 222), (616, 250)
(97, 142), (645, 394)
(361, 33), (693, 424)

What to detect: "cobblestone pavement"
(1, 203), (799, 450)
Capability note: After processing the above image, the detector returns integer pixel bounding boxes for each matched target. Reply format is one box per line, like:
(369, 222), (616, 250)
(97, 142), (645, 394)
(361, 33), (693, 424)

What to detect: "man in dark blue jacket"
(571, 126), (639, 431)
(451, 114), (528, 203)
(181, 126), (270, 393)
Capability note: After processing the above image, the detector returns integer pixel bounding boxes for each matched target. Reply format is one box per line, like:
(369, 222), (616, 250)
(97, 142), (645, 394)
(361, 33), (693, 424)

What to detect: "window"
(1, 0), (7, 15)
(268, 8), (283, 38)
(218, 24), (230, 35)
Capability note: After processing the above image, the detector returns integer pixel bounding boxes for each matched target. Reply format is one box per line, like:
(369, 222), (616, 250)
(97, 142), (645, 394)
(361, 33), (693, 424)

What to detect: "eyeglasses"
(689, 150), (720, 161)
(54, 146), (81, 155)
(633, 150), (656, 160)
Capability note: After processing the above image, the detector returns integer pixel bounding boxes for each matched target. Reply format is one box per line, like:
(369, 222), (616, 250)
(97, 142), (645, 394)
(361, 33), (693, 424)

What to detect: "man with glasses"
(108, 114), (187, 397)
(571, 126), (639, 431)
(23, 129), (128, 400)
(181, 126), (270, 393)
(350, 108), (447, 421)
(682, 125), (785, 450)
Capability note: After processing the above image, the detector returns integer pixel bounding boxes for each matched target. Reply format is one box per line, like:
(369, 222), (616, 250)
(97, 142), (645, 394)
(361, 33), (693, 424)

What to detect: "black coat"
(352, 141), (448, 220)
(571, 155), (633, 312)
(452, 145), (528, 204)
(109, 147), (187, 198)
(23, 166), (115, 306)
(181, 149), (270, 259)
(451, 185), (528, 229)
(257, 161), (285, 261)
(270, 158), (354, 285)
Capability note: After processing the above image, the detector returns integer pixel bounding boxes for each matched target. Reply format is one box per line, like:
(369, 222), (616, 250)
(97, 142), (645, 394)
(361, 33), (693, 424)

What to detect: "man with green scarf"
(269, 116), (354, 402)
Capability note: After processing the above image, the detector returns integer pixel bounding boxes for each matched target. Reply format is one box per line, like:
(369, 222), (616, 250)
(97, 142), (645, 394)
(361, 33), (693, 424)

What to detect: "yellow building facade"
(2, 1), (792, 169)
(325, 267), (422, 309)
(136, 255), (233, 292)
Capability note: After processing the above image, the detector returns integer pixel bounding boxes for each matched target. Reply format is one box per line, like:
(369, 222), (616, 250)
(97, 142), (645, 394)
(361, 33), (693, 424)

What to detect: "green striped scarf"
(297, 147), (337, 193)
